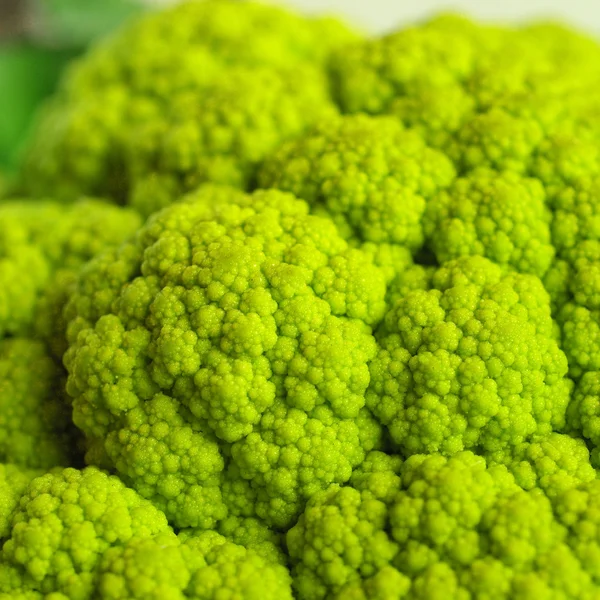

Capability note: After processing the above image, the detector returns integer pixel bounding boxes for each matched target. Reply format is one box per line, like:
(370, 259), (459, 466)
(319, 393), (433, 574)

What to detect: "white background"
(183, 0), (600, 35)
(146, 1), (600, 36)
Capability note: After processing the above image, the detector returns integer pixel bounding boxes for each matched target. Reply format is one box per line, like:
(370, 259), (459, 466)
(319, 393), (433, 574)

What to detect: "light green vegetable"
(63, 186), (385, 529)
(3, 2), (600, 598)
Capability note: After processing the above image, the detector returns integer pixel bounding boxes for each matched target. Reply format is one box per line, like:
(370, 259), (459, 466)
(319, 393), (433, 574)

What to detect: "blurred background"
(1, 0), (599, 178)
(274, 0), (600, 34)
(0, 0), (146, 175)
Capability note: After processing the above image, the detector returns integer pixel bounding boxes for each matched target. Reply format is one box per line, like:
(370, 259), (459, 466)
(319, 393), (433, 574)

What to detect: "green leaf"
(0, 44), (75, 169)
(0, 0), (148, 170)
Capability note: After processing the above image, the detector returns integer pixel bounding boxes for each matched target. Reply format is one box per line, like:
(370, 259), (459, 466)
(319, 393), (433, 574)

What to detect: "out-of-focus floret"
(21, 0), (358, 206)
(0, 339), (75, 469)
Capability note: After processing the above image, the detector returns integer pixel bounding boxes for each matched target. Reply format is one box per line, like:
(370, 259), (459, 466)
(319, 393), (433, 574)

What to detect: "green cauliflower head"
(64, 186), (386, 529)
(0, 339), (76, 469)
(0, 199), (141, 347)
(367, 256), (571, 456)
(0, 467), (170, 599)
(258, 114), (455, 252)
(288, 451), (595, 600)
(96, 528), (293, 600)
(0, 464), (42, 540)
(423, 169), (554, 277)
(21, 0), (356, 206)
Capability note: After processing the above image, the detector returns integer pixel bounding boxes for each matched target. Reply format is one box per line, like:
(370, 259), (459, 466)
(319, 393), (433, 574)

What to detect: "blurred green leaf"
(0, 44), (75, 169)
(0, 169), (7, 198)
(0, 0), (147, 171)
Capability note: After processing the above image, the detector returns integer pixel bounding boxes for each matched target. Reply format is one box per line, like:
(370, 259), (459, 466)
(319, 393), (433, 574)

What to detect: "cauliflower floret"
(127, 66), (338, 216)
(485, 433), (596, 498)
(424, 169), (554, 277)
(330, 15), (490, 116)
(0, 200), (140, 350)
(554, 480), (600, 583)
(0, 464), (41, 539)
(259, 114), (455, 252)
(64, 186), (386, 529)
(0, 467), (170, 599)
(22, 0), (356, 205)
(0, 339), (76, 469)
(288, 451), (594, 599)
(0, 217), (49, 338)
(367, 256), (571, 456)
